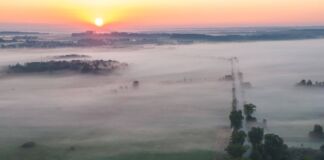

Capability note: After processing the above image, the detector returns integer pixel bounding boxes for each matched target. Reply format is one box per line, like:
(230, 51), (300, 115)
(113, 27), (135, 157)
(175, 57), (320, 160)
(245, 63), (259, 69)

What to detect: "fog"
(0, 39), (323, 159)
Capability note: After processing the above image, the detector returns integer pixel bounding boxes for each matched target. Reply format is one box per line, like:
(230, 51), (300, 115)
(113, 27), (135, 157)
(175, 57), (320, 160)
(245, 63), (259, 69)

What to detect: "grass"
(102, 150), (226, 160)
(0, 145), (226, 160)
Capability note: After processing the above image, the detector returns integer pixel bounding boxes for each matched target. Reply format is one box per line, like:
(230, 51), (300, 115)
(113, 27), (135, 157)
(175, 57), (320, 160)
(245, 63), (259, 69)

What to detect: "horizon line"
(1, 24), (324, 34)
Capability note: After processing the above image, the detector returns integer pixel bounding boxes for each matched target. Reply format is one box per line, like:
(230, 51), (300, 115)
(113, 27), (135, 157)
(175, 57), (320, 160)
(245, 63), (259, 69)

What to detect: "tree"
(225, 144), (248, 159)
(309, 124), (324, 139)
(230, 110), (244, 130)
(263, 134), (288, 160)
(248, 127), (264, 147)
(314, 124), (323, 133)
(244, 104), (256, 116)
(231, 130), (247, 145)
(244, 104), (257, 122)
(318, 145), (324, 160)
(298, 79), (306, 86)
(232, 97), (237, 110)
(320, 145), (324, 152)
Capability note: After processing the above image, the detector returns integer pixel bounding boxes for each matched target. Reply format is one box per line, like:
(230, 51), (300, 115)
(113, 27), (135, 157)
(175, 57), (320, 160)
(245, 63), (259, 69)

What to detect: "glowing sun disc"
(95, 18), (104, 27)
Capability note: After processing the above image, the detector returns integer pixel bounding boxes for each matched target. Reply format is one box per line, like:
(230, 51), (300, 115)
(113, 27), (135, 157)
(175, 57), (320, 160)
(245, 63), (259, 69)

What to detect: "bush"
(21, 142), (36, 149)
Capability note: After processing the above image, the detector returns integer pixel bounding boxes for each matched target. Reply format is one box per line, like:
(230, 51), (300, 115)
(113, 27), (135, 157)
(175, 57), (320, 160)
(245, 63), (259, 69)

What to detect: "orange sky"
(1, 0), (324, 31)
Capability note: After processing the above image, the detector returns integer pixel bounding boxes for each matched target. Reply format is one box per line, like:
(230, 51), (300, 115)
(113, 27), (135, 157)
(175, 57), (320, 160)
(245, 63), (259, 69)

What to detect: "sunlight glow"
(1, 0), (324, 30)
(94, 18), (104, 27)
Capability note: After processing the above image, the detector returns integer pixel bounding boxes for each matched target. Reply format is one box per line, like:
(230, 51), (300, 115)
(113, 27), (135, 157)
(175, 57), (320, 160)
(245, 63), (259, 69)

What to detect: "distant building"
(71, 31), (96, 38)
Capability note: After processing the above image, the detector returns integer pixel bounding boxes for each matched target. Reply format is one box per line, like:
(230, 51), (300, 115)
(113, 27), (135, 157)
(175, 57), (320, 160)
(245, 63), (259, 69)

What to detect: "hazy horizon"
(1, 24), (324, 34)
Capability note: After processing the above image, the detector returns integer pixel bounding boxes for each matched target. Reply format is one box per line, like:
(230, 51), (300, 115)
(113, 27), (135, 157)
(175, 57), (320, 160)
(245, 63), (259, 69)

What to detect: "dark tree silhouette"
(231, 130), (247, 145)
(314, 125), (323, 133)
(248, 127), (264, 147)
(263, 134), (288, 160)
(307, 80), (313, 86)
(225, 144), (248, 159)
(309, 124), (324, 139)
(8, 60), (128, 74)
(298, 79), (306, 86)
(229, 110), (244, 130)
(321, 145), (324, 152)
(244, 103), (257, 122)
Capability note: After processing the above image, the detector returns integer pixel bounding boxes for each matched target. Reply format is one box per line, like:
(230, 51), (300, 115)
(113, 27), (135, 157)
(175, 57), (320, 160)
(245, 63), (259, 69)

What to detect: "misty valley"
(0, 38), (323, 160)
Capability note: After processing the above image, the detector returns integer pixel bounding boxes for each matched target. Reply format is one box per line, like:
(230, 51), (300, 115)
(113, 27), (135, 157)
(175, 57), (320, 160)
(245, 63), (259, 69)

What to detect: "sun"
(94, 18), (104, 27)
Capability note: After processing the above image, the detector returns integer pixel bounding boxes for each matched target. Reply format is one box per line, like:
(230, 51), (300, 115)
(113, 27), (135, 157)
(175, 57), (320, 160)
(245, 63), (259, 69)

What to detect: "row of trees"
(226, 104), (324, 160)
(226, 127), (289, 160)
(226, 103), (258, 159)
(298, 80), (315, 86)
(227, 76), (324, 160)
(227, 87), (247, 159)
(297, 79), (324, 87)
(249, 127), (289, 160)
(7, 60), (128, 74)
(227, 101), (291, 160)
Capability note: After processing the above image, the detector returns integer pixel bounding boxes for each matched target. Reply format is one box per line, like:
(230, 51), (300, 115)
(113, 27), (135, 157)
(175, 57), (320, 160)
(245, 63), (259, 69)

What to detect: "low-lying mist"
(0, 39), (323, 159)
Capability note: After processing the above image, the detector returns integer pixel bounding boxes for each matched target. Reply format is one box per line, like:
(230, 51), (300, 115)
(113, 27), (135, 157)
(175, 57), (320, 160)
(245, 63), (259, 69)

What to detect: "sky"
(1, 0), (324, 32)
